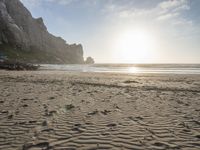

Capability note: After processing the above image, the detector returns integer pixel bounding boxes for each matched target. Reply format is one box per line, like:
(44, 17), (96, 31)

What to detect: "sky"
(20, 0), (200, 63)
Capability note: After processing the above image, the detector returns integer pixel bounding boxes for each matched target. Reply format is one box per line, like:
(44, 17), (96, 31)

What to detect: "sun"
(113, 28), (157, 63)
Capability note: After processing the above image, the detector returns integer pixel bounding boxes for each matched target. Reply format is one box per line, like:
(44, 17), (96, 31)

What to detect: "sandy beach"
(0, 70), (200, 150)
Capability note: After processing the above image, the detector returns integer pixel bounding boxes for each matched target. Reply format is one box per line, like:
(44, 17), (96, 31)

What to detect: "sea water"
(39, 64), (200, 74)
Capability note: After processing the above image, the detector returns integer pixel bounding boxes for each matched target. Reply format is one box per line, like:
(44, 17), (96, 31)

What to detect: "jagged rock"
(0, 0), (84, 64)
(0, 60), (39, 70)
(85, 56), (95, 64)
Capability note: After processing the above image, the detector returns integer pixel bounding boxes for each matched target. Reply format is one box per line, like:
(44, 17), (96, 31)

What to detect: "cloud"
(20, 0), (192, 29)
(20, 0), (41, 8)
(158, 0), (189, 11)
(45, 0), (76, 5)
(157, 12), (179, 21)
(21, 0), (100, 7)
(157, 0), (190, 20)
(99, 0), (195, 41)
(20, 0), (77, 7)
(101, 0), (190, 24)
(20, 0), (191, 19)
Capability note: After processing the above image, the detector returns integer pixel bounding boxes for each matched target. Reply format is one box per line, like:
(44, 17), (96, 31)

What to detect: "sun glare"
(113, 28), (157, 63)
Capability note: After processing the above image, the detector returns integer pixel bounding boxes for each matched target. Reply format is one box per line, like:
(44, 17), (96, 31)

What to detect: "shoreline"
(0, 71), (200, 149)
(38, 64), (200, 75)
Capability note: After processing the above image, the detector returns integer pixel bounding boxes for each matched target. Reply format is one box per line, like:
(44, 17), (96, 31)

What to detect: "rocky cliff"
(85, 57), (95, 64)
(0, 0), (84, 64)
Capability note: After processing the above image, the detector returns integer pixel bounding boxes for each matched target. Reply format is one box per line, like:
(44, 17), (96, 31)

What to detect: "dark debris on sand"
(0, 60), (39, 71)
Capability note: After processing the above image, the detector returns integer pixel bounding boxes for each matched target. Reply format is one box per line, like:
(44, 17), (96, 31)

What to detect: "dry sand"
(0, 70), (200, 150)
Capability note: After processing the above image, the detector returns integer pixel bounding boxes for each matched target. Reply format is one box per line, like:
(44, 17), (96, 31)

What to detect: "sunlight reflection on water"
(128, 67), (140, 73)
(40, 64), (200, 74)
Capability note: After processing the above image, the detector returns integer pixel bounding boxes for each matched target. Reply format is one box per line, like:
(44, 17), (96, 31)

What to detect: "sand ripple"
(0, 71), (200, 150)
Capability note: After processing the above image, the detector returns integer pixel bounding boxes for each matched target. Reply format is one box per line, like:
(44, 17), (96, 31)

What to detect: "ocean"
(39, 64), (200, 74)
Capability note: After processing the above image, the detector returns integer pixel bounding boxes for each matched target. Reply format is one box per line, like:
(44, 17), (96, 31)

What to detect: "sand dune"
(0, 71), (200, 150)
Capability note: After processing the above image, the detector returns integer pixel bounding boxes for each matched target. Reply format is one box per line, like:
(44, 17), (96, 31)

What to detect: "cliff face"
(0, 0), (84, 64)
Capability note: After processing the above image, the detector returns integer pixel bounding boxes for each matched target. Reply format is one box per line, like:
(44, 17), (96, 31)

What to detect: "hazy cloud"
(158, 0), (189, 11)
(20, 0), (76, 7)
(20, 0), (41, 7)
(45, 0), (76, 5)
(20, 0), (100, 7)
(102, 0), (190, 20)
(157, 0), (190, 20)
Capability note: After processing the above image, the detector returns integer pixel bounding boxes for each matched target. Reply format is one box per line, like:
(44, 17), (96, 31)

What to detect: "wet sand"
(0, 71), (200, 150)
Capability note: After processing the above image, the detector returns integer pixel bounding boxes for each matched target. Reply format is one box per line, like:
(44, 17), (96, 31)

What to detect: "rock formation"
(0, 0), (84, 64)
(85, 57), (95, 64)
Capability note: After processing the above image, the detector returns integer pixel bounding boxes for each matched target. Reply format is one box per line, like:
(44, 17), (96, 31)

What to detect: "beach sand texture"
(0, 71), (200, 150)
